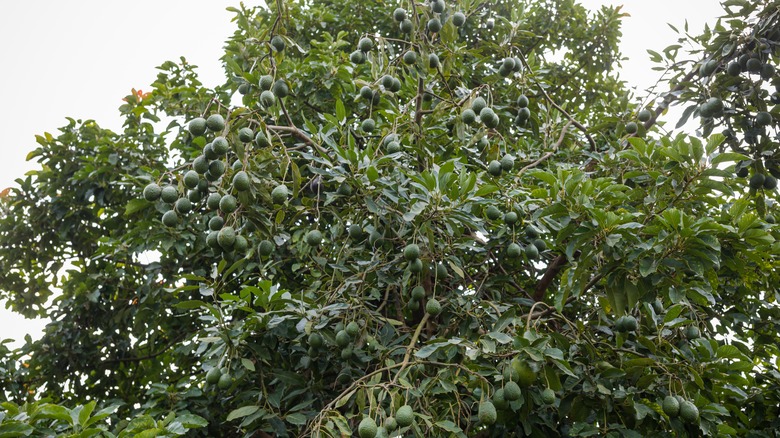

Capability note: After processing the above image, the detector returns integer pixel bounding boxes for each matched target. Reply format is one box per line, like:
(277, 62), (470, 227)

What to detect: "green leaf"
(527, 170), (557, 186)
(131, 429), (167, 438)
(226, 406), (260, 422)
(639, 258), (657, 277)
(687, 287), (715, 306)
(474, 184), (499, 197)
(716, 344), (744, 360)
(543, 364), (563, 391)
(710, 152), (749, 165)
(705, 133), (725, 154)
(334, 388), (357, 408)
(78, 401), (96, 427)
(366, 166), (379, 183)
(241, 358), (256, 371)
(83, 405), (119, 428)
(170, 414), (208, 429)
(634, 400), (656, 421)
(646, 49), (662, 63)
(675, 104), (697, 129)
(569, 421), (600, 436)
(174, 300), (207, 310)
(124, 415), (157, 432)
(0, 422), (35, 437)
(663, 304), (684, 323)
(403, 202), (427, 222)
(435, 420), (464, 433)
(125, 198), (150, 216)
(721, 385), (748, 400)
(718, 424), (739, 435)
(285, 413), (308, 425)
(415, 341), (449, 359)
(487, 331), (512, 344)
(36, 404), (72, 424)
(544, 348), (564, 360)
(335, 99), (346, 122)
(77, 428), (105, 438)
(625, 281), (641, 310)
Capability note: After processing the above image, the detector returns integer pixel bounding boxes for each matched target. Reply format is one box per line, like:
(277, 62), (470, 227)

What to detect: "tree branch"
(414, 76), (425, 126)
(392, 312), (430, 384)
(101, 332), (187, 365)
(266, 124), (329, 156)
(518, 120), (573, 174)
(638, 66), (699, 133)
(516, 52), (596, 151)
(532, 254), (567, 302)
(305, 362), (405, 437)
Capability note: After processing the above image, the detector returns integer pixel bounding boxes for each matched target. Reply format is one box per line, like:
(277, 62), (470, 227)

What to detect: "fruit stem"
(305, 362), (405, 436)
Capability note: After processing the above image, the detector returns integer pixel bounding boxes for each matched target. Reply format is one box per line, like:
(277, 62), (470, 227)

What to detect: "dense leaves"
(1, 0), (780, 437)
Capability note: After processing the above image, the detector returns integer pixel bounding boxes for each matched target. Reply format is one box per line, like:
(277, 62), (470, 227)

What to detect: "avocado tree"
(1, 0), (779, 436)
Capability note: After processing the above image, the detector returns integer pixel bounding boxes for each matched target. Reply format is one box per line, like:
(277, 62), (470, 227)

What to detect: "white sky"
(0, 1), (724, 346)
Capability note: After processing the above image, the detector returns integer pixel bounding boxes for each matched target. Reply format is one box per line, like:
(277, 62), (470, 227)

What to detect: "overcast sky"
(0, 1), (724, 346)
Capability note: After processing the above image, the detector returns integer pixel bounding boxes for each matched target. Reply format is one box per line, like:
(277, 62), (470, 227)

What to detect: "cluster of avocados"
(352, 3), (468, 133)
(661, 394), (700, 425)
(462, 96), (500, 130)
(498, 56), (523, 77)
(486, 356), (549, 417)
(698, 48), (779, 189)
(514, 93), (532, 126)
(204, 365), (233, 391)
(399, 243), (445, 316)
(393, 0), (465, 36)
(142, 112), (274, 261)
(239, 38), (291, 103)
(501, 222), (546, 261)
(141, 26), (346, 401)
(354, 405), (414, 438)
(625, 107), (654, 135)
(259, 73), (289, 108)
(332, 320), (362, 361)
(142, 23), (316, 265)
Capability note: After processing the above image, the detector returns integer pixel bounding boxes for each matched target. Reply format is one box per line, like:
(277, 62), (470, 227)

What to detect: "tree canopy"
(1, 0), (779, 436)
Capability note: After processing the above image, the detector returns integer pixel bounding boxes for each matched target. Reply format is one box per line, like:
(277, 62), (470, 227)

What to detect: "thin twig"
(515, 52), (596, 151)
(101, 332), (187, 365)
(638, 67), (698, 134)
(518, 119), (573, 174)
(303, 362), (404, 437)
(266, 124), (329, 156)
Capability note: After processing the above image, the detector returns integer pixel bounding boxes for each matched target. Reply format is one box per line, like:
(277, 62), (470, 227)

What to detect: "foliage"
(1, 0), (779, 436)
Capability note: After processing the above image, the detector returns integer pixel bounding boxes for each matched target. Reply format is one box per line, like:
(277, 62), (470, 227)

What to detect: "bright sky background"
(0, 1), (724, 347)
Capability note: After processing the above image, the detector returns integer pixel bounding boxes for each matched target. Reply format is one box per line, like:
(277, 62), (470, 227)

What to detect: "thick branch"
(414, 76), (425, 126)
(392, 312), (430, 384)
(532, 254), (567, 302)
